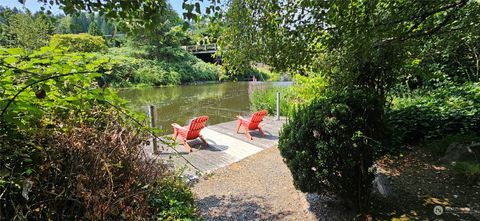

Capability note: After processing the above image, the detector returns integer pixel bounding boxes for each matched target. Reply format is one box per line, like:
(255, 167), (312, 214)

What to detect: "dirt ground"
(191, 146), (480, 220)
(192, 147), (354, 221)
(372, 148), (480, 220)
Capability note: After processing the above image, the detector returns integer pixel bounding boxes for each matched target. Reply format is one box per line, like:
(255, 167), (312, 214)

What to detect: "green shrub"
(386, 83), (480, 147)
(425, 133), (480, 157)
(0, 47), (198, 220)
(251, 86), (291, 116)
(50, 33), (107, 52)
(451, 161), (480, 183)
(103, 47), (221, 87)
(255, 66), (281, 81)
(250, 74), (327, 116)
(220, 67), (269, 81)
(290, 74), (328, 103)
(131, 61), (181, 86)
(192, 62), (221, 81)
(279, 89), (385, 212)
(149, 176), (199, 220)
(105, 56), (141, 87)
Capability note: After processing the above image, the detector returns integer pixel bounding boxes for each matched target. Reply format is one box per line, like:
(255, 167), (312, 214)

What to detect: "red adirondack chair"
(235, 110), (268, 140)
(172, 116), (209, 152)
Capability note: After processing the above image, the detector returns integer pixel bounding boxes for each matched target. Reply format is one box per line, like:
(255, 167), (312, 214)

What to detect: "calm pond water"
(117, 82), (291, 135)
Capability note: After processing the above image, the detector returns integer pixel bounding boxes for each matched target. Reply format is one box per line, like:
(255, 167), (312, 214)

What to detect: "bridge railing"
(181, 43), (218, 53)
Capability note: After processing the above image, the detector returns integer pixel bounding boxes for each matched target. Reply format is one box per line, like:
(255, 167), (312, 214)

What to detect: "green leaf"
(25, 168), (33, 175)
(7, 48), (25, 55)
(3, 56), (18, 64)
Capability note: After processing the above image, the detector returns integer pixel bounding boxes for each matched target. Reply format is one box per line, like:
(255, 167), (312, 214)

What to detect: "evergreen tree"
(88, 21), (102, 36)
(78, 12), (89, 32)
(1, 12), (50, 50)
(55, 15), (73, 34)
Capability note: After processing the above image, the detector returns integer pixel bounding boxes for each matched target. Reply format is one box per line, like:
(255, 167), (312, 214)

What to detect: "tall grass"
(250, 84), (292, 116)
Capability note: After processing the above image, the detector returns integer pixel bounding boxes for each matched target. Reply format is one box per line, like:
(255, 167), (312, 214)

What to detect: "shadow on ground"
(196, 195), (293, 220)
(305, 193), (355, 220)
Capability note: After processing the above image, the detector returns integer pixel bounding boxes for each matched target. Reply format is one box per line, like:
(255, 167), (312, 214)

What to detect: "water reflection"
(117, 82), (290, 135)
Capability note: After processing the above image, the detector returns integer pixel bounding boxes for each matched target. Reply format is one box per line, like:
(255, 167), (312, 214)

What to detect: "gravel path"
(192, 147), (352, 220)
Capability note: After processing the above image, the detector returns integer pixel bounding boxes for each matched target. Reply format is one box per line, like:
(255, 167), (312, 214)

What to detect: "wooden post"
(148, 105), (159, 154)
(276, 91), (280, 120)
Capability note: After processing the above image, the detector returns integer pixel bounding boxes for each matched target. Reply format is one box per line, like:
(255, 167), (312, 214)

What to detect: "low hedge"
(50, 33), (107, 52)
(386, 83), (480, 147)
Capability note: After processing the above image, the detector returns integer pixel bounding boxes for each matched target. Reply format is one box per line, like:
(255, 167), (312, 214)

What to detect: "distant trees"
(0, 8), (124, 50)
(88, 21), (102, 36)
(0, 9), (50, 50)
(54, 13), (115, 35)
(0, 7), (116, 46)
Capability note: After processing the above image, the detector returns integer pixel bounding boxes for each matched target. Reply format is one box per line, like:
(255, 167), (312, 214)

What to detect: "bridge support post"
(148, 105), (159, 154)
(276, 91), (280, 120)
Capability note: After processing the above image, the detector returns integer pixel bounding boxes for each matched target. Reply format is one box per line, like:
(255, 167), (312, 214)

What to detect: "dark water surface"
(117, 82), (291, 135)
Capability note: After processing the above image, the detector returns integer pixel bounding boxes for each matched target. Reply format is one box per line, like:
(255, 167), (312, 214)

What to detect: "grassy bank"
(102, 47), (223, 87)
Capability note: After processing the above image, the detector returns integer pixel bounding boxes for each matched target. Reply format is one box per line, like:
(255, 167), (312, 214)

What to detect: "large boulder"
(440, 142), (480, 163)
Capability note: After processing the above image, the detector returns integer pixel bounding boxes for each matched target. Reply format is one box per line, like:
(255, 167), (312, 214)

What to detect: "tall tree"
(1, 12), (50, 50)
(124, 3), (184, 53)
(55, 15), (73, 34)
(88, 20), (102, 36)
(220, 0), (480, 213)
(220, 0), (480, 91)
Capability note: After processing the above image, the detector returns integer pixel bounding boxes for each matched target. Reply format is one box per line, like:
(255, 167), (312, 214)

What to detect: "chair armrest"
(236, 116), (248, 121)
(236, 116), (250, 126)
(171, 123), (187, 131)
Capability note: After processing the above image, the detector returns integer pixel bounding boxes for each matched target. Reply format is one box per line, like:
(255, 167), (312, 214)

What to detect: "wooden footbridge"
(181, 43), (219, 55)
(145, 116), (286, 179)
(181, 43), (220, 64)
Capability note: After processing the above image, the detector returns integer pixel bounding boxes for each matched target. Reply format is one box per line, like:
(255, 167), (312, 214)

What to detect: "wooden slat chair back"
(185, 116), (209, 139)
(246, 110), (268, 129)
(172, 116), (209, 152)
(235, 110), (268, 140)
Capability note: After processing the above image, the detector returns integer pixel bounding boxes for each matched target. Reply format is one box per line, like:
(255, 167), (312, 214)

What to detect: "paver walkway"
(146, 116), (287, 178)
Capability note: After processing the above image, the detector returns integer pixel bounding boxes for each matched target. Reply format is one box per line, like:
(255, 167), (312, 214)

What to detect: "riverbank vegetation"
(0, 1), (210, 219)
(0, 6), (225, 87)
(0, 46), (198, 220)
(2, 0), (480, 219)
(232, 0), (480, 218)
(0, 5), (281, 89)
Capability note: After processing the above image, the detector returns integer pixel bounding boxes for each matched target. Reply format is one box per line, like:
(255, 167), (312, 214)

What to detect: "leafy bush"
(290, 74), (328, 103)
(132, 61), (181, 86)
(50, 33), (107, 52)
(386, 83), (480, 147)
(219, 67), (269, 81)
(103, 47), (221, 87)
(250, 74), (327, 116)
(425, 133), (480, 157)
(250, 85), (291, 116)
(192, 61), (222, 81)
(451, 161), (480, 183)
(1, 108), (199, 220)
(0, 47), (198, 220)
(279, 89), (385, 212)
(254, 66), (281, 81)
(149, 176), (198, 220)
